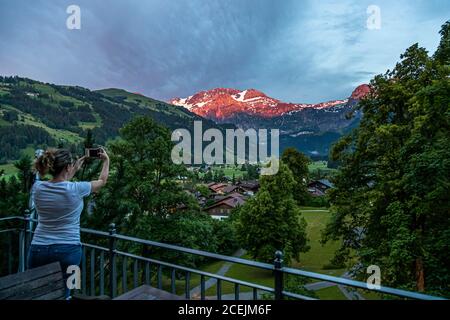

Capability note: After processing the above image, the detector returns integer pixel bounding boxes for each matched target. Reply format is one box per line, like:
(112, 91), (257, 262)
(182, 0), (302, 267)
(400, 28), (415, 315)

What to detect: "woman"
(28, 148), (110, 298)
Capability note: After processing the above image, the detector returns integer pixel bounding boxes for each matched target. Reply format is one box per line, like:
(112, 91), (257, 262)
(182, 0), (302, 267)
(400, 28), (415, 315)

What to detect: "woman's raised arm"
(91, 148), (110, 193)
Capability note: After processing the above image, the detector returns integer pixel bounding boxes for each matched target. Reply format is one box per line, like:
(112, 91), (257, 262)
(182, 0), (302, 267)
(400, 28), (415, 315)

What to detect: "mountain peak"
(350, 84), (371, 100)
(243, 89), (267, 99)
(170, 85), (367, 121)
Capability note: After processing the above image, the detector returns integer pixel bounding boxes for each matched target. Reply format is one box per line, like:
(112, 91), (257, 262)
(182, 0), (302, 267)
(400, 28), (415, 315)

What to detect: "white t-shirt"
(31, 181), (91, 245)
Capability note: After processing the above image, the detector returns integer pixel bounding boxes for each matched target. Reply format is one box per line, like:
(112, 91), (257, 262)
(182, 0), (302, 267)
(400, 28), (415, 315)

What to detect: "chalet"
(307, 179), (334, 197)
(207, 182), (229, 194)
(236, 180), (260, 194)
(222, 184), (248, 194)
(307, 186), (326, 197)
(204, 193), (246, 220)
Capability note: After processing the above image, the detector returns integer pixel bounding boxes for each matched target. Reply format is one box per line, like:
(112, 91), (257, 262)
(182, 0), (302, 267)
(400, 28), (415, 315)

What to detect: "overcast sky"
(0, 0), (448, 103)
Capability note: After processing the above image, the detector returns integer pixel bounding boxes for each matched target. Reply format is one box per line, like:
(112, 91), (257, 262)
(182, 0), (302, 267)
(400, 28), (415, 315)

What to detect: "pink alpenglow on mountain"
(350, 84), (371, 100)
(170, 85), (369, 121)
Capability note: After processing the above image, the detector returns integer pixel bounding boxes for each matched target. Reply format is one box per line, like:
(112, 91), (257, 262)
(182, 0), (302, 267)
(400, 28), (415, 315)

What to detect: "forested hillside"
(0, 77), (219, 161)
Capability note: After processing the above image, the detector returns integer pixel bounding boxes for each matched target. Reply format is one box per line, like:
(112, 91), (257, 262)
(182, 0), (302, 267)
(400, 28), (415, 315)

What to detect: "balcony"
(0, 214), (445, 300)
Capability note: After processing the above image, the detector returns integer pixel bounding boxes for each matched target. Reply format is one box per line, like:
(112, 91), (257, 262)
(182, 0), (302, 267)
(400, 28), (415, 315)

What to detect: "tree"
(281, 148), (311, 205)
(234, 162), (309, 265)
(242, 164), (259, 180)
(434, 21), (450, 65)
(87, 116), (216, 267)
(14, 156), (34, 193)
(215, 169), (225, 182)
(322, 23), (450, 297)
(203, 170), (213, 182)
(88, 116), (196, 229)
(195, 184), (211, 198)
(84, 129), (95, 149)
(0, 157), (33, 218)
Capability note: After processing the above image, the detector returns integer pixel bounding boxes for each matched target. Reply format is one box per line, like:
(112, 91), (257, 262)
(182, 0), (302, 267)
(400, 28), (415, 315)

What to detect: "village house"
(222, 184), (247, 195)
(236, 180), (260, 195)
(307, 179), (334, 197)
(203, 193), (246, 220)
(207, 182), (229, 194)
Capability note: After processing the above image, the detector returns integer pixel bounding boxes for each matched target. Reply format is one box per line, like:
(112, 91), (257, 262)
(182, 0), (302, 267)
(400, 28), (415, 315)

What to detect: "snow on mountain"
(169, 85), (369, 122)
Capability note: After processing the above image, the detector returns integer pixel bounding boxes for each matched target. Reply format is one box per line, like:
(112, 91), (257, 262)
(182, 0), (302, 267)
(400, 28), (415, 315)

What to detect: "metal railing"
(0, 214), (446, 300)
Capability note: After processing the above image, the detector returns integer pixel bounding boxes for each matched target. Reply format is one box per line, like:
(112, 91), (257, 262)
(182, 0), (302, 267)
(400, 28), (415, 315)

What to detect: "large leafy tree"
(86, 116), (227, 267)
(281, 147), (311, 205)
(87, 116), (196, 230)
(0, 156), (34, 275)
(0, 156), (33, 218)
(234, 161), (309, 265)
(323, 22), (450, 296)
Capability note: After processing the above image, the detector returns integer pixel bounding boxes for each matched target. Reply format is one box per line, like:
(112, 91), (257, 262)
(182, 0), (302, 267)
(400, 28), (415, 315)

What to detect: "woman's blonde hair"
(35, 148), (73, 177)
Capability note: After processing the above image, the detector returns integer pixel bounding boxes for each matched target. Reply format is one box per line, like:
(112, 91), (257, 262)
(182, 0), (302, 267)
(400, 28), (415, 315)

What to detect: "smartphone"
(85, 148), (101, 158)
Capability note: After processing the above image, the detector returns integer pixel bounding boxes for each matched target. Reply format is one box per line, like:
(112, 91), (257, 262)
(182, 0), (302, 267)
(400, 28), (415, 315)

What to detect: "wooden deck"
(114, 285), (183, 300)
(0, 262), (66, 300)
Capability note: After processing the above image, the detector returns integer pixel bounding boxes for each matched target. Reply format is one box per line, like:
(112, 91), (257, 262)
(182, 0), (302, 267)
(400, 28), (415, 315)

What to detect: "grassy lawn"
(114, 259), (227, 297)
(308, 161), (337, 176)
(357, 289), (384, 300)
(204, 257), (273, 296)
(299, 206), (329, 211)
(308, 161), (328, 171)
(162, 260), (226, 296)
(222, 166), (246, 179)
(315, 286), (347, 300)
(195, 208), (346, 298)
(292, 210), (344, 276)
(0, 163), (19, 179)
(198, 165), (247, 180)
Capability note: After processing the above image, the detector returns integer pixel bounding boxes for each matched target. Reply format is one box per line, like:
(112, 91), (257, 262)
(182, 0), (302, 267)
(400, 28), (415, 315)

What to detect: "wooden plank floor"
(0, 262), (65, 300)
(114, 285), (183, 300)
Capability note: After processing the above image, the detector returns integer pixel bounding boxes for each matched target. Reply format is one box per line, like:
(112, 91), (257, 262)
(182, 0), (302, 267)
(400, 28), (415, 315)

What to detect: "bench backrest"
(0, 262), (66, 300)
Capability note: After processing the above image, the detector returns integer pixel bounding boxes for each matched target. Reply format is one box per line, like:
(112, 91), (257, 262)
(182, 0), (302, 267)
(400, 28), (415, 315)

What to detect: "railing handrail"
(0, 215), (446, 300)
(1, 217), (274, 270)
(282, 267), (444, 300)
(114, 248), (276, 294)
(113, 233), (274, 271)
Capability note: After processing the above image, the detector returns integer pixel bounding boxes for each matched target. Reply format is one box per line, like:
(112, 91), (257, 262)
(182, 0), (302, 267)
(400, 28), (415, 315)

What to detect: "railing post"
(24, 211), (31, 269)
(274, 250), (284, 300)
(19, 212), (31, 272)
(109, 223), (117, 298)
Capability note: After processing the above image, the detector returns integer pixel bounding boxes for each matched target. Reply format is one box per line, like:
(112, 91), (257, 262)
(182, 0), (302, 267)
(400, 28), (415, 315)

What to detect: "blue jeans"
(27, 244), (82, 299)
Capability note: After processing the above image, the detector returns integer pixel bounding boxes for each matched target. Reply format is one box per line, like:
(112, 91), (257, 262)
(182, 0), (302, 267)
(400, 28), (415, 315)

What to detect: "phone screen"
(86, 148), (100, 158)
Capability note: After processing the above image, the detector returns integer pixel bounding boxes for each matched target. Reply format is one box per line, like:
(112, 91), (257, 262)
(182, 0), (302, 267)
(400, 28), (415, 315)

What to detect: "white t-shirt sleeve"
(74, 181), (92, 198)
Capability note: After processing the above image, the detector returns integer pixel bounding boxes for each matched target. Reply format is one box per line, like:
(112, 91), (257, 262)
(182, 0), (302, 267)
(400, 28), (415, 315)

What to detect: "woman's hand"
(98, 148), (109, 162)
(73, 156), (86, 172)
(66, 156), (85, 180)
(91, 148), (110, 193)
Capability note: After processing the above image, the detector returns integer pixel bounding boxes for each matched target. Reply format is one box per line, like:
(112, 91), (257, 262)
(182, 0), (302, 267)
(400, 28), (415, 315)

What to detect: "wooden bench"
(0, 262), (66, 300)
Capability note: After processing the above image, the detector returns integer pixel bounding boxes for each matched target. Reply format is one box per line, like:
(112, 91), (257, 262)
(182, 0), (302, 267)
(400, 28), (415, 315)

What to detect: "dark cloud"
(0, 0), (448, 103)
